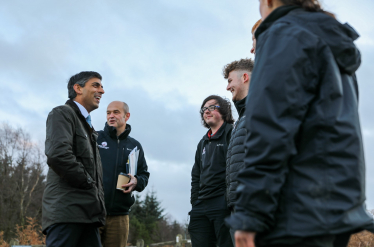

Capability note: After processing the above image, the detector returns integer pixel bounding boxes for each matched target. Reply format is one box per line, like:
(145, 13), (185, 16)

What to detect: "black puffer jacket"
(226, 6), (374, 245)
(226, 97), (247, 209)
(43, 100), (106, 233)
(97, 123), (150, 215)
(191, 122), (232, 205)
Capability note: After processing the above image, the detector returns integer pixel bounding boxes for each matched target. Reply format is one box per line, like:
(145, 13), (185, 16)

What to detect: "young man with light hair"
(223, 58), (254, 246)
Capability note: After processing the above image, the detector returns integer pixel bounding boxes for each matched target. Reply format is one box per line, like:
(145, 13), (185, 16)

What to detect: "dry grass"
(14, 217), (45, 245)
(348, 231), (374, 247)
(0, 231), (9, 247)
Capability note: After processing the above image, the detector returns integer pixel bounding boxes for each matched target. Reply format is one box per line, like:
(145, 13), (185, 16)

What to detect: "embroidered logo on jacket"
(217, 144), (224, 147)
(202, 147), (206, 155)
(98, 142), (109, 149)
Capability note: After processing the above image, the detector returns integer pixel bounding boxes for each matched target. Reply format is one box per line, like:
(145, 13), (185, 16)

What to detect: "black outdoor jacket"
(226, 6), (374, 245)
(226, 97), (247, 209)
(191, 122), (232, 205)
(43, 100), (106, 233)
(97, 123), (150, 215)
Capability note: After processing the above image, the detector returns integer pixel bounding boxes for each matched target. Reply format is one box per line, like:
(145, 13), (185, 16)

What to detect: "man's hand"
(235, 231), (256, 247)
(122, 174), (137, 193)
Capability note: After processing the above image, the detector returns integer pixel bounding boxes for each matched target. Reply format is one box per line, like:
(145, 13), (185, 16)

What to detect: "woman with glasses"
(226, 0), (374, 247)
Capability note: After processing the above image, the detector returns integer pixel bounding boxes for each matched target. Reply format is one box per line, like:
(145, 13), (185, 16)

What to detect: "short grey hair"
(122, 102), (129, 114)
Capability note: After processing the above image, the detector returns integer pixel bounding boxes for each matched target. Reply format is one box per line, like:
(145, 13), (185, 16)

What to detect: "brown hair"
(200, 95), (235, 129)
(280, 0), (335, 17)
(223, 58), (255, 79)
(252, 19), (262, 34)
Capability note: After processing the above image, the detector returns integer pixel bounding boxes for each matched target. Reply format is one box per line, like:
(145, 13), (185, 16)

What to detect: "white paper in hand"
(129, 146), (138, 176)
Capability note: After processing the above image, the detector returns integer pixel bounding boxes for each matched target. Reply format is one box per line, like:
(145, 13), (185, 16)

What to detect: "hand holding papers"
(128, 146), (139, 176)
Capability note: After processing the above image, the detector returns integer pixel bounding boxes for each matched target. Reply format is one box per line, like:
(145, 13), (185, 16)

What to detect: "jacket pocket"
(75, 130), (92, 158)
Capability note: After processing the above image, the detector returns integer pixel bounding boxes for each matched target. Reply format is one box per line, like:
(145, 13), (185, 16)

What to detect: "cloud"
(1, 0), (374, 223)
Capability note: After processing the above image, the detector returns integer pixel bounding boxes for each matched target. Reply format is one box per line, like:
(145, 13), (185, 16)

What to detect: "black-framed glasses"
(200, 105), (220, 114)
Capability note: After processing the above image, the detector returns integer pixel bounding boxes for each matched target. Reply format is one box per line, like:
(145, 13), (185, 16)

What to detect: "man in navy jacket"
(97, 101), (150, 247)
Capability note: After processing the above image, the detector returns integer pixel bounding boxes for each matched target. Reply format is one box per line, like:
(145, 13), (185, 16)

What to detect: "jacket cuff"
(225, 212), (269, 233)
(134, 175), (142, 192)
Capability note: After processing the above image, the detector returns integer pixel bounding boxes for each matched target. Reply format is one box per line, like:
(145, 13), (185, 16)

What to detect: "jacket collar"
(203, 122), (227, 140)
(65, 99), (94, 134)
(104, 122), (131, 140)
(255, 5), (300, 40)
(234, 96), (247, 118)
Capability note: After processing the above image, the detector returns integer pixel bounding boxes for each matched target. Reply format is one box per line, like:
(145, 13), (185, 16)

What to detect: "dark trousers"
(188, 196), (233, 247)
(46, 223), (101, 247)
(258, 232), (351, 247)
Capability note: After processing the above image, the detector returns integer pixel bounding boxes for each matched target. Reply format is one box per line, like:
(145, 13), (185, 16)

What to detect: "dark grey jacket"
(191, 122), (232, 205)
(226, 6), (374, 245)
(226, 97), (247, 209)
(97, 123), (150, 216)
(42, 100), (106, 233)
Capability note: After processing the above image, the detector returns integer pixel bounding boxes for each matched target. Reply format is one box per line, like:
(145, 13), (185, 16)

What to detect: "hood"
(104, 122), (131, 140)
(300, 11), (361, 75)
(256, 6), (361, 75)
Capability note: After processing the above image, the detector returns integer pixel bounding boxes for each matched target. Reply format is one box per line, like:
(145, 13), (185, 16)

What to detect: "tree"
(128, 190), (186, 245)
(0, 123), (46, 242)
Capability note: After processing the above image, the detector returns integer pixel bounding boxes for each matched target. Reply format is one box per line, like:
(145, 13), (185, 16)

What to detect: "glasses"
(200, 105), (220, 114)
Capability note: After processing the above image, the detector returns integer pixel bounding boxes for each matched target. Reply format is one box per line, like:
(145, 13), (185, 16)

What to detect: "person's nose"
(226, 84), (231, 91)
(99, 87), (105, 94)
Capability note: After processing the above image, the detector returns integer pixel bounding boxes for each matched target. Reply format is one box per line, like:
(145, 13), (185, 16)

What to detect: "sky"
(1, 0), (374, 224)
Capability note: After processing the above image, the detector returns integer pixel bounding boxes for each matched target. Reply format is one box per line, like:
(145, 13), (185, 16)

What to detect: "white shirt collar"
(73, 101), (90, 119)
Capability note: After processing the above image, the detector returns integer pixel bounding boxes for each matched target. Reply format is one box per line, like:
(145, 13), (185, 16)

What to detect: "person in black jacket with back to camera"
(189, 95), (234, 247)
(226, 1), (374, 247)
(97, 101), (150, 247)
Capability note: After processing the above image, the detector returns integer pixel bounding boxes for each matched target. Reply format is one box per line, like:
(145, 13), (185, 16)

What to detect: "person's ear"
(242, 73), (250, 84)
(267, 0), (274, 7)
(125, 112), (130, 122)
(73, 84), (83, 95)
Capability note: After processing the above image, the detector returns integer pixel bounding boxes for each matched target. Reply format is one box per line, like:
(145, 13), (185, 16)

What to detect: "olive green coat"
(42, 100), (106, 233)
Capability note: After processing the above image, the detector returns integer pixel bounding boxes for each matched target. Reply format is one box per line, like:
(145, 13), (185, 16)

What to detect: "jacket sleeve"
(226, 26), (319, 232)
(134, 144), (150, 192)
(45, 108), (95, 189)
(190, 141), (201, 205)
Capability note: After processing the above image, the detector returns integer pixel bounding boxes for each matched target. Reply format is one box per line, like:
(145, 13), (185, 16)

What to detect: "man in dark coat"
(226, 1), (374, 247)
(43, 71), (106, 247)
(97, 101), (150, 247)
(223, 58), (254, 245)
(189, 95), (234, 247)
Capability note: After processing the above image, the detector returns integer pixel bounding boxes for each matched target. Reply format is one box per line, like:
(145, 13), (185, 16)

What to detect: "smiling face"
(74, 77), (104, 112)
(202, 99), (224, 128)
(107, 101), (130, 133)
(226, 70), (250, 101)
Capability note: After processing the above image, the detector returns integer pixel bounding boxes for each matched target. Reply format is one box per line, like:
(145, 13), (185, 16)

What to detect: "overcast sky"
(1, 0), (374, 224)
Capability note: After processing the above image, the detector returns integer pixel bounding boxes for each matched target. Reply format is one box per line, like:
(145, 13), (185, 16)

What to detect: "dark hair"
(200, 95), (235, 128)
(280, 0), (335, 17)
(223, 58), (255, 79)
(67, 71), (102, 99)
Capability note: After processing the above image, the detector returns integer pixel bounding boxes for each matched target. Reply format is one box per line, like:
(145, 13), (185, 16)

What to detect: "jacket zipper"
(110, 138), (120, 210)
